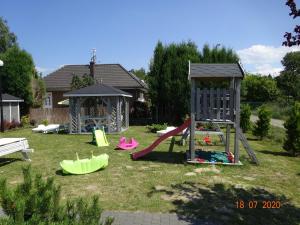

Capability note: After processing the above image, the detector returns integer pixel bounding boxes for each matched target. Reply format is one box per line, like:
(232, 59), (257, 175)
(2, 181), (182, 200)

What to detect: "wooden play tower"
(188, 62), (258, 164)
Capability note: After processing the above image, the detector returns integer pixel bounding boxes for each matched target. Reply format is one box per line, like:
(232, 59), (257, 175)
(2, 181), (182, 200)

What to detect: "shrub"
(240, 104), (251, 132)
(283, 102), (300, 156)
(41, 119), (49, 126)
(0, 166), (113, 225)
(252, 106), (271, 140)
(146, 123), (168, 133)
(21, 115), (30, 127)
(30, 119), (36, 126)
(10, 119), (20, 129)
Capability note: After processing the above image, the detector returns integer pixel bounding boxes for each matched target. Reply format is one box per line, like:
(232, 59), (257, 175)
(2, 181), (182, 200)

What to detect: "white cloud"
(237, 45), (300, 76)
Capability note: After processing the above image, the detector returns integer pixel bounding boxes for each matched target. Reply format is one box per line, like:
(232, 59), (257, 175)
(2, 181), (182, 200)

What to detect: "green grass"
(0, 126), (299, 224)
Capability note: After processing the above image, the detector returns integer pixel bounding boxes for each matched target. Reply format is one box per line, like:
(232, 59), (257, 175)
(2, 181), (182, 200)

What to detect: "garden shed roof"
(63, 84), (133, 97)
(0, 93), (24, 102)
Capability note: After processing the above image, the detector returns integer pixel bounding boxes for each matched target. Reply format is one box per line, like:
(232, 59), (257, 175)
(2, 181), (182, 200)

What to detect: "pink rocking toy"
(117, 137), (139, 150)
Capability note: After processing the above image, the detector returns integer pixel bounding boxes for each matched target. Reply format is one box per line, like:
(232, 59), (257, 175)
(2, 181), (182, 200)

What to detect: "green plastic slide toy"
(60, 152), (109, 175)
(94, 129), (109, 147)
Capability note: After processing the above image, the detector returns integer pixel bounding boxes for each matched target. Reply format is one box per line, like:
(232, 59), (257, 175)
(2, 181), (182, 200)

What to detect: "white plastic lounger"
(0, 138), (33, 161)
(32, 124), (46, 132)
(157, 126), (187, 137)
(43, 124), (60, 133)
(32, 124), (60, 133)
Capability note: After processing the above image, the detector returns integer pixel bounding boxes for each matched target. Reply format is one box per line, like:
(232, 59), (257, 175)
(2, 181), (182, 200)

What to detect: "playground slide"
(131, 118), (191, 160)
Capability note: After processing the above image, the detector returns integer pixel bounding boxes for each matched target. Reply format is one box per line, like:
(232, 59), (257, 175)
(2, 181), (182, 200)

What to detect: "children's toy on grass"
(117, 137), (139, 150)
(60, 152), (109, 175)
(91, 127), (109, 147)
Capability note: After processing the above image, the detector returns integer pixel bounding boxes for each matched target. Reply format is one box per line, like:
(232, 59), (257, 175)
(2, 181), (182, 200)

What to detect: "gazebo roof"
(1, 93), (24, 102)
(63, 84), (133, 97)
(189, 63), (245, 79)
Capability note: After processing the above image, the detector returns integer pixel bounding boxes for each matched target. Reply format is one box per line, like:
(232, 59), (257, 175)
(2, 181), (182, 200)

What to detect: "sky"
(1, 0), (300, 76)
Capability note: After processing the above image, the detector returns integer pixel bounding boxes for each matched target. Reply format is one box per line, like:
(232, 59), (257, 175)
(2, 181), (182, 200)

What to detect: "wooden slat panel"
(196, 88), (201, 120)
(230, 79), (235, 121)
(209, 88), (214, 119)
(216, 88), (221, 120)
(222, 89), (227, 120)
(203, 88), (208, 119)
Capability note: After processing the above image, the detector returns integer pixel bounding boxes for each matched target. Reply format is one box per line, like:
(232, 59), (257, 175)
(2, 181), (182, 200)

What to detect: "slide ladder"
(238, 130), (259, 164)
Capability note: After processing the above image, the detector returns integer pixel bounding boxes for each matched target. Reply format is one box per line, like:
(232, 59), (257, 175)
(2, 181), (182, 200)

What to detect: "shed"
(0, 93), (23, 123)
(64, 83), (132, 134)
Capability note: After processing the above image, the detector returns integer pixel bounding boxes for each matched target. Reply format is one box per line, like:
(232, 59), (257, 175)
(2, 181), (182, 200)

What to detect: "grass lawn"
(0, 126), (299, 225)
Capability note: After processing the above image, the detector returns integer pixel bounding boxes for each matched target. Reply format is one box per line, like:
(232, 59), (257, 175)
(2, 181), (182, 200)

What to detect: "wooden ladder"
(237, 130), (259, 165)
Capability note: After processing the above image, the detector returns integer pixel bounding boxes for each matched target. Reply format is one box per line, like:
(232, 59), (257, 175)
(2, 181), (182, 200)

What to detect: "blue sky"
(1, 0), (300, 76)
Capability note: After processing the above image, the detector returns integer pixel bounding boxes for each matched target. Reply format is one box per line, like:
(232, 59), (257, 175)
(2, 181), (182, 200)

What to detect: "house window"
(44, 92), (53, 108)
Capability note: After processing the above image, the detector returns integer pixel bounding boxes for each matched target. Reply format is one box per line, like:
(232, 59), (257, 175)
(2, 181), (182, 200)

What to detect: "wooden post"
(77, 97), (81, 134)
(190, 79), (196, 160)
(125, 99), (129, 129)
(116, 97), (121, 132)
(225, 124), (230, 153)
(230, 78), (235, 121)
(69, 98), (72, 133)
(234, 78), (241, 163)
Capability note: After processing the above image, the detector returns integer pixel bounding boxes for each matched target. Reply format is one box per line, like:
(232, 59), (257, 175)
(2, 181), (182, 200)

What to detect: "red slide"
(131, 118), (191, 160)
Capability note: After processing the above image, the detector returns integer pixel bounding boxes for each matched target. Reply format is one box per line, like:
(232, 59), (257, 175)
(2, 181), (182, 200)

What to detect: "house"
(30, 59), (148, 132)
(0, 93), (23, 123)
(43, 61), (147, 109)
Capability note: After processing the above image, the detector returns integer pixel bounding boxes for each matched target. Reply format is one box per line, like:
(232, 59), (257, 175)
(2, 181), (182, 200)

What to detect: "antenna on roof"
(91, 49), (96, 63)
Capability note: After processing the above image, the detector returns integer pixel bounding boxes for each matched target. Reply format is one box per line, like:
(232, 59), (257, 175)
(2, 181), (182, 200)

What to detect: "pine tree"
(252, 106), (271, 140)
(240, 104), (252, 133)
(283, 102), (300, 156)
(0, 166), (113, 225)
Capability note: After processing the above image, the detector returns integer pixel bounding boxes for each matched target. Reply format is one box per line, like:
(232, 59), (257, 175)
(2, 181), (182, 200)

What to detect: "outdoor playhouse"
(188, 62), (258, 164)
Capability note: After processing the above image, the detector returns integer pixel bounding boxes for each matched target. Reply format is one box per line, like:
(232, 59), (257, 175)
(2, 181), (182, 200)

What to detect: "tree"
(31, 72), (46, 108)
(276, 51), (300, 100)
(148, 42), (239, 123)
(148, 41), (200, 123)
(242, 74), (280, 102)
(283, 0), (300, 46)
(240, 104), (252, 132)
(0, 46), (36, 111)
(129, 68), (147, 81)
(0, 17), (18, 53)
(71, 74), (94, 90)
(252, 106), (271, 140)
(200, 44), (239, 63)
(0, 166), (113, 225)
(283, 102), (300, 156)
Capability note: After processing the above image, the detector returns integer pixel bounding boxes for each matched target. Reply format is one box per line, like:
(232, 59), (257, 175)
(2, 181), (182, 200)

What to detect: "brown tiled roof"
(44, 64), (147, 91)
(64, 84), (132, 97)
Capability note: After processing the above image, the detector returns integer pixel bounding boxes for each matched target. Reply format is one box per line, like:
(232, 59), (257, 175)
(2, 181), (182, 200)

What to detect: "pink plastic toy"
(117, 137), (139, 150)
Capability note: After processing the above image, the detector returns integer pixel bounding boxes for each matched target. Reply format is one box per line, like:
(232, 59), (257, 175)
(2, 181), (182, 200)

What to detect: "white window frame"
(44, 92), (53, 109)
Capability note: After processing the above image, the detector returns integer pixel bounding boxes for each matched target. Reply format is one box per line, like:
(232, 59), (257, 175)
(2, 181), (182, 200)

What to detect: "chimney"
(89, 49), (96, 79)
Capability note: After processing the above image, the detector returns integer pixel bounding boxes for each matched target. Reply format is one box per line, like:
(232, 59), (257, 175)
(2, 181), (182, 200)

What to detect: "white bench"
(0, 138), (34, 161)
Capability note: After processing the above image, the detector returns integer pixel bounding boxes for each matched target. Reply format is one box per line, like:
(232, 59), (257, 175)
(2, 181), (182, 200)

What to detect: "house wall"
(52, 91), (67, 108)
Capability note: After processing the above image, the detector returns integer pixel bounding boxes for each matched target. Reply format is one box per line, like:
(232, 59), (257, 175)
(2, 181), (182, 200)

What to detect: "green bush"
(41, 119), (49, 126)
(283, 102), (300, 156)
(252, 106), (271, 140)
(146, 123), (168, 133)
(21, 116), (30, 127)
(240, 104), (251, 132)
(0, 166), (113, 225)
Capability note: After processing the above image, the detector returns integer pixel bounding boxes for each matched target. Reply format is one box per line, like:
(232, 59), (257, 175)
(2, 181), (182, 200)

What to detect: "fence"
(29, 108), (69, 124)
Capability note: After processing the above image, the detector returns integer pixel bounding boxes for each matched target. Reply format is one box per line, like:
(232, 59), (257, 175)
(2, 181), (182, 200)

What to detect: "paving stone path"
(101, 211), (218, 225)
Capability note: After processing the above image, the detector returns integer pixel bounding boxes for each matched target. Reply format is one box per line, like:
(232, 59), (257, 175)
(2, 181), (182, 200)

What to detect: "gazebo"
(64, 84), (132, 134)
